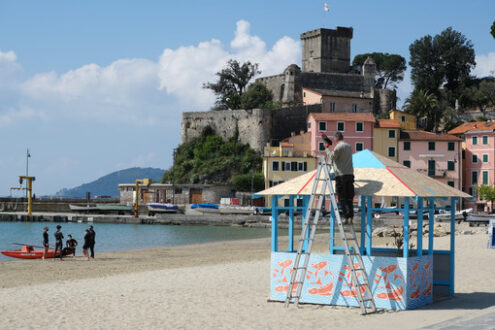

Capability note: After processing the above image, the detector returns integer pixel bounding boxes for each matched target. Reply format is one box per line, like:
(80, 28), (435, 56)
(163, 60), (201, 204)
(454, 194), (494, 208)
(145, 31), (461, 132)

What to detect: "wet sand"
(0, 232), (494, 329)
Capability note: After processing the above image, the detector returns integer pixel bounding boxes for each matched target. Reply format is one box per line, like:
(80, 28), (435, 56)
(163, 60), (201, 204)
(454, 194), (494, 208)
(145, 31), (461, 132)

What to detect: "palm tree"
(405, 89), (440, 131)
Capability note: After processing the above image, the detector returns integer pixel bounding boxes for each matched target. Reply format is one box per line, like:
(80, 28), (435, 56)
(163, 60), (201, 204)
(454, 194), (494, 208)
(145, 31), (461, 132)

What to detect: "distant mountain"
(55, 167), (164, 197)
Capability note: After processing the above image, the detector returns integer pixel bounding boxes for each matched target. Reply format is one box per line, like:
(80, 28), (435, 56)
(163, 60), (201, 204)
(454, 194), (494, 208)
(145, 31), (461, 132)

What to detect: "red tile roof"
(448, 121), (495, 135)
(280, 142), (294, 147)
(400, 130), (461, 141)
(309, 112), (375, 122)
(376, 119), (400, 128)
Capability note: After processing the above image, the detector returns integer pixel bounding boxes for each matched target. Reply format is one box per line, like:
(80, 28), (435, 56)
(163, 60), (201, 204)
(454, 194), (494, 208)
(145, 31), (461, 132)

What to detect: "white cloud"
(116, 152), (159, 169)
(157, 19), (300, 108)
(0, 21), (301, 127)
(473, 52), (495, 78)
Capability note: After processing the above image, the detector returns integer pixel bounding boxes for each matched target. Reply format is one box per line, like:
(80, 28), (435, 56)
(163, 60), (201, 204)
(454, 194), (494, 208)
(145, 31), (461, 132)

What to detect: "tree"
(491, 21), (495, 39)
(352, 52), (406, 89)
(478, 184), (495, 212)
(409, 27), (475, 102)
(203, 59), (261, 110)
(240, 81), (276, 110)
(460, 79), (495, 116)
(404, 89), (440, 131)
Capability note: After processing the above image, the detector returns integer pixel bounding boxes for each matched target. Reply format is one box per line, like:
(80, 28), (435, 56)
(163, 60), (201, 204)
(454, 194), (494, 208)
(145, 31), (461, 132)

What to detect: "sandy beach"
(1, 231), (494, 329)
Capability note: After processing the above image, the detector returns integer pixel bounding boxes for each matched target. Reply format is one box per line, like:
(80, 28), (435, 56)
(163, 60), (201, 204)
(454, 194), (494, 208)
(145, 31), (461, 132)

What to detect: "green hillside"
(55, 167), (164, 197)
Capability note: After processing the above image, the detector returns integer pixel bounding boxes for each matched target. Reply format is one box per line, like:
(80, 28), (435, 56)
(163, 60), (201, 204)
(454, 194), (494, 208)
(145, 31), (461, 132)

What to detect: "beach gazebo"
(255, 150), (470, 310)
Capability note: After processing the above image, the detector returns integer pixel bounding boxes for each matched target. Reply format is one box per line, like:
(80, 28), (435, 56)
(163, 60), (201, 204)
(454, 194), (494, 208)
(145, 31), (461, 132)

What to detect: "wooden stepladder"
(284, 156), (376, 315)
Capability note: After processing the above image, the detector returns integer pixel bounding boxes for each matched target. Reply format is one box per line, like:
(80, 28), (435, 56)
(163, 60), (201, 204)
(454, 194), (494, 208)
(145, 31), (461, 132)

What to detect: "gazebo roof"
(255, 150), (470, 198)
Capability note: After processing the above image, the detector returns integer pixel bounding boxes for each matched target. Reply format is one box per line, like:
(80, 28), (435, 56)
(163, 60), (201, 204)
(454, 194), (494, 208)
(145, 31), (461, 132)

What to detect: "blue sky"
(0, 0), (494, 196)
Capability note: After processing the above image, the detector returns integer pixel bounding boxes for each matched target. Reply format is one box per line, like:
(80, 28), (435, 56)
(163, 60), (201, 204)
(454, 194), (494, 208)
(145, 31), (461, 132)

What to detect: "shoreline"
(1, 233), (494, 328)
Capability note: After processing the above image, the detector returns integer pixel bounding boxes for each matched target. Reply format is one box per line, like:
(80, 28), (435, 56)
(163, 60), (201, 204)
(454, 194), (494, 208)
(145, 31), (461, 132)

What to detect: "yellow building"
(262, 131), (317, 207)
(373, 119), (400, 162)
(389, 109), (417, 130)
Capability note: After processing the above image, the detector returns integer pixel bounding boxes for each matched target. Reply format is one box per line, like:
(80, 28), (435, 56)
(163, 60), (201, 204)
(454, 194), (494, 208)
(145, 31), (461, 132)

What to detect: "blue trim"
(433, 250), (451, 255)
(417, 198), (423, 256)
(434, 280), (451, 286)
(302, 196), (310, 251)
(330, 202), (335, 254)
(450, 197), (457, 296)
(428, 198), (435, 255)
(360, 196), (366, 255)
(366, 196), (372, 255)
(403, 197), (410, 258)
(271, 196), (279, 252)
(288, 196), (294, 252)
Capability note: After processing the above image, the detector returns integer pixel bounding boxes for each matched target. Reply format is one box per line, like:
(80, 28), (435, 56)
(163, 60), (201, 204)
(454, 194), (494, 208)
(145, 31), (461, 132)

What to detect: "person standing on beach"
(88, 225), (96, 258)
(82, 229), (91, 261)
(54, 225), (64, 260)
(42, 226), (49, 260)
(326, 131), (355, 225)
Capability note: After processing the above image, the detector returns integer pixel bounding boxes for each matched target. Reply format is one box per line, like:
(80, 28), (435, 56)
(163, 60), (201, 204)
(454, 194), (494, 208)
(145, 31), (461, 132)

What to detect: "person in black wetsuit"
(42, 226), (49, 260)
(88, 225), (96, 259)
(82, 229), (91, 261)
(63, 234), (78, 257)
(54, 225), (64, 260)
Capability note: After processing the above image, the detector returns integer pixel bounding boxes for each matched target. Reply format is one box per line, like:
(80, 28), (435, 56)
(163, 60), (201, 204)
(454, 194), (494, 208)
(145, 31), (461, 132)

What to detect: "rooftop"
(400, 130), (461, 142)
(309, 112), (375, 122)
(376, 119), (400, 128)
(448, 121), (495, 135)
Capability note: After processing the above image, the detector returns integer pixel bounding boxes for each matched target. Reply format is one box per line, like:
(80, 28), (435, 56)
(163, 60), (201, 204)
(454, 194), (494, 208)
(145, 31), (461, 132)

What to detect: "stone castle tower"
(301, 27), (353, 73)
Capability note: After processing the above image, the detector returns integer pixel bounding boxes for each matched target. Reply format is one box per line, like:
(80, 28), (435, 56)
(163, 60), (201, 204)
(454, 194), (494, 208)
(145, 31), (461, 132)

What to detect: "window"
(337, 122), (345, 131)
(401, 115), (406, 123)
(318, 121), (326, 131)
(483, 171), (489, 185)
(403, 160), (411, 168)
(330, 103), (336, 113)
(483, 154), (488, 163)
(297, 162), (307, 171)
(483, 135), (488, 145)
(319, 142), (325, 151)
(309, 50), (314, 57)
(291, 162), (297, 171)
(403, 141), (410, 150)
(448, 181), (455, 187)
(303, 92), (306, 97)
(472, 136), (478, 145)
(428, 160), (435, 177)
(472, 154), (478, 163)
(448, 142), (455, 151)
(282, 161), (291, 171)
(356, 122), (363, 132)
(388, 147), (396, 157)
(356, 143), (363, 151)
(428, 141), (435, 151)
(352, 104), (358, 113)
(447, 161), (455, 171)
(388, 130), (396, 138)
(307, 122), (311, 129)
(272, 161), (279, 171)
(472, 171), (478, 185)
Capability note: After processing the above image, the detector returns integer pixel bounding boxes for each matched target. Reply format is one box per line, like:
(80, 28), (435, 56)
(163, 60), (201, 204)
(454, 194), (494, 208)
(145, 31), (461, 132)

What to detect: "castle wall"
(256, 74), (285, 102)
(270, 104), (322, 142)
(301, 72), (369, 93)
(181, 109), (272, 153)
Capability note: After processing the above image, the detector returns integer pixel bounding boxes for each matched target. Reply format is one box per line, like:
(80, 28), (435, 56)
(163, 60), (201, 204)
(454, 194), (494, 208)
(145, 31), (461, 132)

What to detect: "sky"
(0, 0), (494, 196)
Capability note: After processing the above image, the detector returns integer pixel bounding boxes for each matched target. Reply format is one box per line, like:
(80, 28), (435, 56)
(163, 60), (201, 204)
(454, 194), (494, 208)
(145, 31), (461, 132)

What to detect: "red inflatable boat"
(1, 244), (61, 259)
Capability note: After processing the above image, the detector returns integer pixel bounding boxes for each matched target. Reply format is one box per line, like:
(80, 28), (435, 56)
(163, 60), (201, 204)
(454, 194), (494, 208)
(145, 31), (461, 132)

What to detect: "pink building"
(449, 121), (495, 212)
(398, 130), (462, 193)
(307, 113), (375, 156)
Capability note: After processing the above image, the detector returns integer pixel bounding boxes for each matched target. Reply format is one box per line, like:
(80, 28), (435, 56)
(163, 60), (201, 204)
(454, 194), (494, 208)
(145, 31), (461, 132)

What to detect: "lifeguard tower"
(254, 150), (469, 311)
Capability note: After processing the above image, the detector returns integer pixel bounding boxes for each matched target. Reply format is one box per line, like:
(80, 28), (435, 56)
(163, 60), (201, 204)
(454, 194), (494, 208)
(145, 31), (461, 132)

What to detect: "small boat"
(69, 204), (99, 212)
(219, 205), (255, 214)
(96, 204), (133, 214)
(1, 244), (61, 259)
(191, 203), (220, 213)
(146, 203), (179, 215)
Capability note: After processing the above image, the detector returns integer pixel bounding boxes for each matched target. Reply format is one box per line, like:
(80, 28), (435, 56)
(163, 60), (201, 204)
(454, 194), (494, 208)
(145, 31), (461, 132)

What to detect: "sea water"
(0, 221), (273, 260)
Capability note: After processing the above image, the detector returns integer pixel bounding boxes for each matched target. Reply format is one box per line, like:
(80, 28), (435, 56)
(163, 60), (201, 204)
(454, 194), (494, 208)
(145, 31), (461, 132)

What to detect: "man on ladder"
(323, 131), (355, 225)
